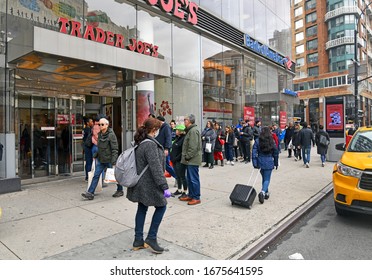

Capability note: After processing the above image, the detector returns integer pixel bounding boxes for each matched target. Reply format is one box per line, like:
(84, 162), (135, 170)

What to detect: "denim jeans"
(135, 202), (166, 240)
(320, 154), (326, 163)
(174, 161), (188, 191)
(166, 154), (177, 178)
(301, 146), (311, 164)
(87, 160), (122, 194)
(224, 143), (234, 161)
(186, 165), (201, 200)
(84, 146), (93, 180)
(260, 169), (273, 193)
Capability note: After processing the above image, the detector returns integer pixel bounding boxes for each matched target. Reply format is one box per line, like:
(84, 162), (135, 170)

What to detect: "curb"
(237, 183), (334, 260)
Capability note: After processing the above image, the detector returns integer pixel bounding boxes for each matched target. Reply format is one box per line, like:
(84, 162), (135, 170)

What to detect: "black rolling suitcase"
(229, 169), (259, 209)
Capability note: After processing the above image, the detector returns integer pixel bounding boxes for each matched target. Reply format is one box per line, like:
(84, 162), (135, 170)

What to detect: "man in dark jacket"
(298, 121), (315, 168)
(239, 120), (253, 163)
(82, 117), (123, 200)
(180, 114), (202, 205)
(156, 116), (177, 184)
(284, 122), (295, 158)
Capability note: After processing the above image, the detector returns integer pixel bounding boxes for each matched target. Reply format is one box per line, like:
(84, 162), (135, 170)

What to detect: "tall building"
(0, 0), (295, 192)
(292, 0), (372, 131)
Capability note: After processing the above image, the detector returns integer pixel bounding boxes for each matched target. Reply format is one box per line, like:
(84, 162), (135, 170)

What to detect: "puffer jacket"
(126, 137), (168, 207)
(96, 128), (119, 165)
(252, 139), (279, 170)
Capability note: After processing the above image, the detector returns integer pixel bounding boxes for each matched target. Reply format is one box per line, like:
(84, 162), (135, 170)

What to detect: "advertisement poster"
(136, 90), (155, 127)
(279, 111), (287, 129)
(326, 104), (344, 131)
(244, 106), (255, 124)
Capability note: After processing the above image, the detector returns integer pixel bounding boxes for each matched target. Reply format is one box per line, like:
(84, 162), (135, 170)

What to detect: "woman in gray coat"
(126, 118), (171, 254)
(201, 121), (216, 169)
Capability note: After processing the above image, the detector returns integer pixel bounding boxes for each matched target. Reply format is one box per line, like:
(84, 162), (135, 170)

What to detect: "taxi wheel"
(335, 203), (349, 216)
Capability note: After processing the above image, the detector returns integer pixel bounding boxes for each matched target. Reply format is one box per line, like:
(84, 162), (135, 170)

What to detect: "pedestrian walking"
(126, 117), (171, 254)
(179, 114), (202, 205)
(315, 125), (330, 167)
(298, 121), (315, 168)
(82, 117), (123, 200)
(252, 126), (279, 204)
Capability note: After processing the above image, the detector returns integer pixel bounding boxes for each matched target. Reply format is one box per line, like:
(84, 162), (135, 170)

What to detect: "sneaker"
(202, 163), (209, 167)
(264, 193), (270, 200)
(258, 192), (265, 204)
(226, 161), (230, 165)
(322, 162), (325, 167)
(178, 193), (188, 199)
(306, 163), (309, 168)
(144, 238), (164, 254)
(133, 239), (148, 251)
(112, 190), (124, 197)
(81, 192), (94, 200)
(209, 165), (214, 169)
(231, 161), (235, 166)
(173, 190), (183, 196)
(294, 157), (298, 161)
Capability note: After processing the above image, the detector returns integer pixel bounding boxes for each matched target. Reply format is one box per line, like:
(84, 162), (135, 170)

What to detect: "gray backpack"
(114, 139), (150, 187)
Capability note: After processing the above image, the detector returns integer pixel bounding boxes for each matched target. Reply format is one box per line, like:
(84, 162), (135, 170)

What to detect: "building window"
(306, 25), (317, 37)
(296, 44), (305, 54)
(295, 19), (304, 29)
(294, 0), (303, 4)
(296, 57), (305, 66)
(305, 0), (316, 10)
(307, 52), (318, 63)
(295, 7), (303, 17)
(306, 39), (318, 50)
(308, 66), (319, 76)
(306, 12), (317, 23)
(295, 32), (304, 42)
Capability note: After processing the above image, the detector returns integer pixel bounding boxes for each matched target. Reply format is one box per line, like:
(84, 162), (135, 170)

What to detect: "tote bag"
(205, 142), (212, 153)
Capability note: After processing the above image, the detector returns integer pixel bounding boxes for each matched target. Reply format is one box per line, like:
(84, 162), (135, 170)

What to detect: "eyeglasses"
(99, 124), (106, 126)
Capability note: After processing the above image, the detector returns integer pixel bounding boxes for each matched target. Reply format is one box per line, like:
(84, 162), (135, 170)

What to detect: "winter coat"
(225, 131), (235, 146)
(155, 122), (172, 150)
(126, 137), (168, 207)
(284, 126), (295, 144)
(170, 134), (185, 163)
(252, 139), (279, 170)
(96, 128), (119, 165)
(201, 127), (216, 151)
(253, 125), (261, 140)
(292, 129), (301, 146)
(298, 127), (315, 147)
(315, 130), (330, 155)
(240, 125), (253, 142)
(214, 128), (226, 152)
(181, 123), (202, 166)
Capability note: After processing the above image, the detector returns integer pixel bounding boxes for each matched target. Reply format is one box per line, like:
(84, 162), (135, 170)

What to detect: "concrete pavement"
(0, 149), (334, 260)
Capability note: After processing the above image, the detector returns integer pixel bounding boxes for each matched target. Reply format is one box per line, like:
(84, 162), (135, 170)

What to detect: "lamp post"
(354, 2), (372, 128)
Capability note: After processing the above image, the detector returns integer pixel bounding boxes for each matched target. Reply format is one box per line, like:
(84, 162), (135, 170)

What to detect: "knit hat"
(175, 124), (186, 131)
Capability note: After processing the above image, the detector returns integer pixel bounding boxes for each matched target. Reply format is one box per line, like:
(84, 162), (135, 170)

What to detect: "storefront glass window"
(221, 0), (240, 29)
(172, 23), (201, 82)
(241, 1), (254, 35)
(254, 0), (267, 43)
(268, 65), (278, 93)
(200, 0), (221, 18)
(256, 61), (268, 94)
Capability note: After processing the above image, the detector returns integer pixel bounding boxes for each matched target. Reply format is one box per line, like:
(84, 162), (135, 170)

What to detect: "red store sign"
(58, 17), (159, 58)
(145, 0), (199, 25)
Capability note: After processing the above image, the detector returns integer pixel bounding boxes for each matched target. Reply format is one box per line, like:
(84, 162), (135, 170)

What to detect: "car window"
(348, 131), (372, 152)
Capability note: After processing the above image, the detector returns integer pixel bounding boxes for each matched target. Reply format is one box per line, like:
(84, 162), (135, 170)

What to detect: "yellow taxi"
(333, 126), (372, 216)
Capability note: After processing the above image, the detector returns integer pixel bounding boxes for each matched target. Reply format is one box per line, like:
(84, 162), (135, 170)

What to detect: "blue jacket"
(252, 139), (279, 170)
(155, 122), (172, 150)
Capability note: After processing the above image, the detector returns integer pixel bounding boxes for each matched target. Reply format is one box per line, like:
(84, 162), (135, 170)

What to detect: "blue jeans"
(166, 154), (177, 178)
(260, 169), (273, 193)
(87, 160), (122, 194)
(186, 165), (201, 200)
(320, 154), (326, 163)
(301, 146), (311, 164)
(135, 202), (166, 240)
(84, 146), (93, 180)
(224, 143), (234, 161)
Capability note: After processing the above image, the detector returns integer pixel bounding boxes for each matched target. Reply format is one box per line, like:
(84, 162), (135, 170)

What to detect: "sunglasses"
(99, 123), (106, 126)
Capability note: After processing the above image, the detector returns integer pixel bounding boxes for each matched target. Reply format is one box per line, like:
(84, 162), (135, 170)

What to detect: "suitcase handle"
(248, 168), (260, 187)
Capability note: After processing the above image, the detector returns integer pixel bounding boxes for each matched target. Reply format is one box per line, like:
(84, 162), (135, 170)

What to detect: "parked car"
(333, 126), (372, 216)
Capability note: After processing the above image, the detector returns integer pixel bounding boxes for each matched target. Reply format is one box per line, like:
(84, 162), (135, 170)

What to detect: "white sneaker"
(226, 161), (230, 165)
(322, 162), (325, 167)
(294, 158), (298, 161)
(306, 163), (309, 168)
(231, 161), (235, 166)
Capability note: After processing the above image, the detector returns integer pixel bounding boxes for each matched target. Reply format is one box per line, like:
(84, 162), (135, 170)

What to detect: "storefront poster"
(279, 111), (287, 129)
(136, 90), (155, 127)
(244, 106), (255, 124)
(326, 104), (343, 131)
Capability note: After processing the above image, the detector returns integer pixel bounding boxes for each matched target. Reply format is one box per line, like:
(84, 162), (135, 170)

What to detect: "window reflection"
(200, 0), (221, 17)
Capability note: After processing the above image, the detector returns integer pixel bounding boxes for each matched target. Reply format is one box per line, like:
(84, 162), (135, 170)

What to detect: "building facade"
(292, 0), (372, 132)
(0, 0), (295, 191)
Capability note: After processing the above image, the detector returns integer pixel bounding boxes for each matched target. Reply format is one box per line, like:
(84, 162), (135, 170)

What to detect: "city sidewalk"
(0, 149), (334, 260)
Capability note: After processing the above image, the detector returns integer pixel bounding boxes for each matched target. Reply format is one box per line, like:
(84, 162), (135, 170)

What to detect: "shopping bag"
(104, 167), (117, 184)
(288, 139), (294, 150)
(87, 159), (102, 193)
(205, 142), (212, 153)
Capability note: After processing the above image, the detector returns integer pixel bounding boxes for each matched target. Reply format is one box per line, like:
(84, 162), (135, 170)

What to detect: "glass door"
(71, 98), (84, 173)
(56, 98), (71, 175)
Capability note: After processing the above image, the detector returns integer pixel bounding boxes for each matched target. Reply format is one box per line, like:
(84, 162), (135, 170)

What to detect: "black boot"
(133, 239), (148, 251)
(145, 238), (164, 254)
(203, 163), (209, 167)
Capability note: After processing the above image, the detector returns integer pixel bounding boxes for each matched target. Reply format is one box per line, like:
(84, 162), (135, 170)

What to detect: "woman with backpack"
(126, 117), (171, 254)
(315, 125), (330, 167)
